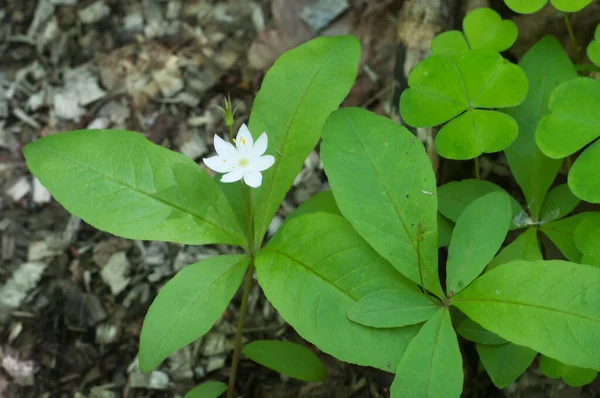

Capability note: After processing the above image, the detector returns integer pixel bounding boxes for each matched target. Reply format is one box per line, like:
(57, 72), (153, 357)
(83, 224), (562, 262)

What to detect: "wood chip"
(6, 177), (30, 202)
(100, 252), (131, 295)
(0, 262), (47, 322)
(79, 1), (111, 24)
(32, 177), (51, 204)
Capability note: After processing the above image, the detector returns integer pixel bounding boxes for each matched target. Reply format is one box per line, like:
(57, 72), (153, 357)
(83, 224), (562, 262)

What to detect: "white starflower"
(203, 124), (275, 188)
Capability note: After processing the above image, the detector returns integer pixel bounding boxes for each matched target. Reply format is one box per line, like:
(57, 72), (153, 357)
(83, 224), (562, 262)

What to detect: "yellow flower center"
(239, 158), (249, 167)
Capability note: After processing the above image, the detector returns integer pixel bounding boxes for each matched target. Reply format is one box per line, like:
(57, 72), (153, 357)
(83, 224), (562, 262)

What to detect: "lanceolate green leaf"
(539, 355), (598, 387)
(255, 213), (419, 371)
(24, 130), (247, 247)
(438, 214), (454, 248)
(139, 255), (251, 371)
(456, 317), (506, 345)
(446, 192), (511, 295)
(540, 213), (589, 262)
(454, 260), (600, 370)
(244, 35), (360, 247)
(438, 179), (523, 229)
(242, 340), (327, 382)
(391, 309), (463, 398)
(539, 184), (580, 223)
(488, 227), (542, 270)
(321, 107), (442, 297)
(287, 190), (341, 221)
(347, 290), (441, 328)
(184, 381), (227, 398)
(503, 36), (575, 219)
(574, 212), (600, 260)
(477, 343), (537, 388)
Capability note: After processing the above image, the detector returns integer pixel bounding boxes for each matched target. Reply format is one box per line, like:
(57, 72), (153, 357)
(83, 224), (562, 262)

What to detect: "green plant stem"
(474, 156), (481, 180)
(248, 189), (255, 254)
(564, 14), (580, 63)
(565, 155), (572, 172)
(575, 64), (600, 73)
(227, 260), (255, 398)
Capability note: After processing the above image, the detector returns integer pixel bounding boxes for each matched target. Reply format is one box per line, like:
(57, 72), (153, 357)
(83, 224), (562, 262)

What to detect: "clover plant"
(22, 4), (600, 398)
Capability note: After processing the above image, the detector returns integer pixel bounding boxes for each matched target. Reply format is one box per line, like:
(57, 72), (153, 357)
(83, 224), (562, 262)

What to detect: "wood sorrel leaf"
(539, 183), (580, 223)
(535, 77), (600, 202)
(446, 192), (511, 295)
(242, 340), (327, 382)
(431, 8), (517, 57)
(477, 343), (537, 388)
(347, 290), (441, 328)
(551, 0), (593, 12)
(321, 107), (442, 297)
(539, 354), (598, 387)
(456, 317), (506, 345)
(240, 35), (360, 248)
(184, 381), (227, 398)
(24, 129), (247, 247)
(536, 78), (600, 159)
(462, 8), (517, 52)
(139, 254), (251, 371)
(569, 139), (600, 203)
(504, 0), (546, 14)
(390, 309), (463, 398)
(503, 36), (576, 219)
(287, 190), (341, 222)
(255, 213), (419, 371)
(587, 25), (600, 67)
(436, 109), (518, 160)
(430, 30), (470, 57)
(438, 179), (523, 229)
(488, 227), (542, 270)
(505, 0), (592, 13)
(540, 213), (590, 262)
(401, 50), (527, 160)
(454, 260), (600, 370)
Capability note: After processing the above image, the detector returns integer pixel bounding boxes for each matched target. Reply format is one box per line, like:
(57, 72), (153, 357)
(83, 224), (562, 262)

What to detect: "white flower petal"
(244, 170), (262, 188)
(253, 155), (275, 172)
(214, 135), (238, 159)
(251, 132), (268, 157)
(221, 168), (244, 183)
(236, 123), (253, 156)
(203, 156), (233, 173)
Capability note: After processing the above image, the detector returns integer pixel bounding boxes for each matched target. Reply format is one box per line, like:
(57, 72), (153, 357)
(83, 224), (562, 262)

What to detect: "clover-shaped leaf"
(401, 50), (528, 159)
(536, 77), (600, 202)
(432, 8), (517, 57)
(505, 0), (593, 13)
(587, 24), (600, 67)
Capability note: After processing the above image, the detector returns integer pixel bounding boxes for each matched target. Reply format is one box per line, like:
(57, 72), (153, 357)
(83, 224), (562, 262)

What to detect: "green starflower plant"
(21, 5), (600, 398)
